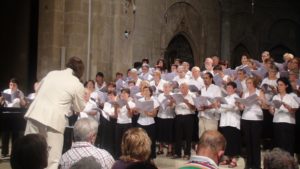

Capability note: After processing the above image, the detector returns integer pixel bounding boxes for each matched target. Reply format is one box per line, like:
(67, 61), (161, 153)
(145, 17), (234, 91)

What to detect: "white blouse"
(241, 89), (263, 121)
(199, 84), (222, 120)
(189, 76), (205, 91)
(261, 78), (277, 101)
(102, 102), (116, 121)
(137, 97), (159, 125)
(157, 93), (175, 119)
(175, 92), (196, 115)
(2, 89), (24, 108)
(117, 100), (135, 124)
(150, 79), (167, 95)
(272, 93), (299, 124)
(173, 75), (190, 86)
(218, 93), (241, 129)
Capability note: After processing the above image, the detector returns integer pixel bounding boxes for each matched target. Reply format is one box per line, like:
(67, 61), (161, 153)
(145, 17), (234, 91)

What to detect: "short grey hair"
(263, 148), (298, 169)
(73, 118), (99, 142)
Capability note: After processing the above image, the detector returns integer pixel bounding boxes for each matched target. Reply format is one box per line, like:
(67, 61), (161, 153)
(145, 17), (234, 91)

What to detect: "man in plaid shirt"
(59, 118), (114, 169)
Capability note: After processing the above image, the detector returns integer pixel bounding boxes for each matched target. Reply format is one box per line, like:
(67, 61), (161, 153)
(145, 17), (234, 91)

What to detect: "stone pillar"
(37, 0), (65, 80)
(220, 0), (231, 63)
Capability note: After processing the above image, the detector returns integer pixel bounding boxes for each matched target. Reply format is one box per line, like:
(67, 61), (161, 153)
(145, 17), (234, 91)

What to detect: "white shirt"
(117, 100), (135, 124)
(157, 93), (175, 119)
(95, 82), (107, 92)
(139, 72), (153, 81)
(135, 78), (142, 87)
(261, 78), (278, 101)
(137, 97), (159, 125)
(189, 76), (205, 91)
(218, 93), (241, 129)
(79, 98), (100, 122)
(102, 102), (116, 121)
(2, 89), (24, 108)
(150, 79), (167, 95)
(242, 89), (263, 121)
(175, 92), (195, 115)
(173, 75), (189, 86)
(199, 84), (222, 120)
(272, 93), (299, 124)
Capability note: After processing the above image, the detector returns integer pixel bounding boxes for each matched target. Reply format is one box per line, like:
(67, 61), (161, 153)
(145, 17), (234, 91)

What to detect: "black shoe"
(171, 154), (181, 159)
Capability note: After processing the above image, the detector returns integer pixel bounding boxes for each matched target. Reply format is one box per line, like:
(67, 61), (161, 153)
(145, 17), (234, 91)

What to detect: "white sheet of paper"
(171, 93), (185, 104)
(135, 100), (154, 112)
(235, 94), (258, 107)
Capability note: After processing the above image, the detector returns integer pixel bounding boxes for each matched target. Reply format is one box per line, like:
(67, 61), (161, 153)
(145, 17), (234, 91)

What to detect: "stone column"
(37, 0), (65, 80)
(220, 0), (231, 63)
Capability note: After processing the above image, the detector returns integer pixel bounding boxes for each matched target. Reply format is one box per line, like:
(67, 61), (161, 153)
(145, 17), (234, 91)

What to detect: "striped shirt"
(59, 142), (114, 169)
(179, 155), (218, 169)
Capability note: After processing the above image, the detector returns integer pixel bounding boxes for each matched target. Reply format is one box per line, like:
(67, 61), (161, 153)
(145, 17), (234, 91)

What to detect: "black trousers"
(241, 120), (262, 169)
(1, 130), (22, 155)
(174, 114), (194, 156)
(220, 126), (241, 157)
(115, 123), (132, 159)
(98, 116), (116, 157)
(273, 123), (295, 156)
(137, 123), (156, 159)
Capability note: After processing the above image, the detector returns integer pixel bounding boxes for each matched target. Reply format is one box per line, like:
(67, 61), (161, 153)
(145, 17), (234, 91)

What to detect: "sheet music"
(135, 100), (154, 112)
(215, 97), (228, 104)
(293, 96), (300, 105)
(235, 94), (258, 107)
(171, 93), (185, 104)
(163, 72), (177, 82)
(189, 85), (199, 93)
(193, 96), (209, 110)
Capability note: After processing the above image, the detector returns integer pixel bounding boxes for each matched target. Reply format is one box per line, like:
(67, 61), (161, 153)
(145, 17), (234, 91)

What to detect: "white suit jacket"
(25, 68), (86, 133)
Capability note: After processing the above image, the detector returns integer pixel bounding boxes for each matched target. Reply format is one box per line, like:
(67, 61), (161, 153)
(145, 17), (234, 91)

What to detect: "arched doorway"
(164, 34), (194, 70)
(232, 43), (250, 67)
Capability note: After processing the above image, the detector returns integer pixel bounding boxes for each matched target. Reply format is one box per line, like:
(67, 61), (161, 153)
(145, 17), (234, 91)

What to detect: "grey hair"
(73, 118), (99, 142)
(70, 156), (102, 169)
(263, 148), (298, 169)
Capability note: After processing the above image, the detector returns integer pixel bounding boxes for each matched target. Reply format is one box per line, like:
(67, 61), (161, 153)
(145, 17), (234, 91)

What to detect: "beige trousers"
(198, 118), (218, 138)
(25, 119), (64, 169)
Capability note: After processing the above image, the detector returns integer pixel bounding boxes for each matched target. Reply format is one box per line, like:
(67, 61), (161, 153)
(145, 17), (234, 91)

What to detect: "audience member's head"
(196, 130), (226, 165)
(125, 161), (158, 169)
(73, 118), (99, 144)
(263, 148), (298, 169)
(10, 134), (48, 169)
(120, 127), (151, 162)
(70, 156), (102, 169)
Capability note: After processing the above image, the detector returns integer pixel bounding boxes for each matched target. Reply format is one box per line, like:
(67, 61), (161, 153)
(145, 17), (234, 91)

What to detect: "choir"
(2, 51), (300, 169)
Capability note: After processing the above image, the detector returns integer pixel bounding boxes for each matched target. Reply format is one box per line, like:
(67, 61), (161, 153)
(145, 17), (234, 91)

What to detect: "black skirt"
(220, 126), (241, 156)
(156, 117), (174, 143)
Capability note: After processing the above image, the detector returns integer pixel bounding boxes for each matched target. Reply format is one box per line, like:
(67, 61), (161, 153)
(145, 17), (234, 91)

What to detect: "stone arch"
(269, 44), (294, 63)
(164, 33), (194, 69)
(161, 1), (205, 67)
(231, 43), (250, 67)
(267, 19), (300, 56)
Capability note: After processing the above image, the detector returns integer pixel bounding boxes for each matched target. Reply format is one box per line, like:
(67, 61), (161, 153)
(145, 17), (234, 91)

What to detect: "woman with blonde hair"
(111, 127), (151, 169)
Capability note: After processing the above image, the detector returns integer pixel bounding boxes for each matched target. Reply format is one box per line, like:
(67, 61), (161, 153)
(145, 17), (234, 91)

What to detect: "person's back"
(25, 68), (85, 133)
(59, 118), (114, 169)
